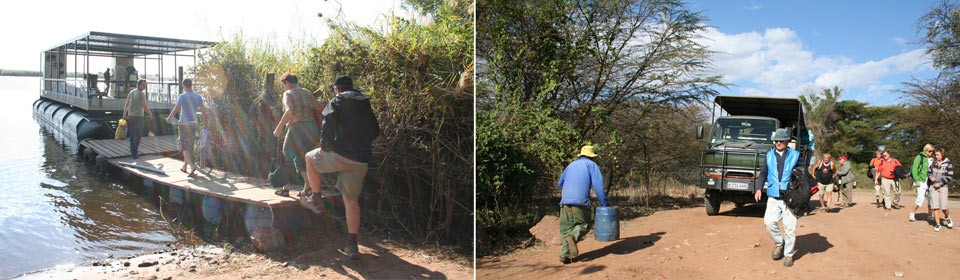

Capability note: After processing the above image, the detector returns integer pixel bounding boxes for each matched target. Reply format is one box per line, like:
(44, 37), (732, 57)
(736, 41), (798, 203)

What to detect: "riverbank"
(18, 236), (473, 279)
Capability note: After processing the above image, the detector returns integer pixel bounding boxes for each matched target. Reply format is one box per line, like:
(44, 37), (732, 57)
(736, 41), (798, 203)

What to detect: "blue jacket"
(756, 148), (800, 198)
(558, 157), (608, 207)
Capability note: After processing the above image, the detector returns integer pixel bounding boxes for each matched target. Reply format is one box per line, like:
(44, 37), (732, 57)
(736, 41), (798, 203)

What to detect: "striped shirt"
(929, 158), (954, 188)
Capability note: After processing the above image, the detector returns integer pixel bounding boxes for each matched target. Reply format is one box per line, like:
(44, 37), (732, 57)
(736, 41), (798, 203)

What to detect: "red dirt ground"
(479, 189), (960, 279)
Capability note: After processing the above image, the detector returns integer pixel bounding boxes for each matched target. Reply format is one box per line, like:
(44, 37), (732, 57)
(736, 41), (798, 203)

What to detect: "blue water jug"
(594, 206), (619, 241)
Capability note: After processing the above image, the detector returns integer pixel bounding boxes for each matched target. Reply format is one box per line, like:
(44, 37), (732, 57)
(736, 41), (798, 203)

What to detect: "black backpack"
(894, 165), (909, 180)
(783, 167), (817, 215)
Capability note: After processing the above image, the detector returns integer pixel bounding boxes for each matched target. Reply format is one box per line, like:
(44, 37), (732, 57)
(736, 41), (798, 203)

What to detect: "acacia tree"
(899, 0), (960, 157)
(800, 86), (842, 157)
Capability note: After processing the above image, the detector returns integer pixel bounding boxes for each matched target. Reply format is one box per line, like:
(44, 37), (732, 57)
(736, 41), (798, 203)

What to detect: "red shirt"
(878, 158), (901, 179)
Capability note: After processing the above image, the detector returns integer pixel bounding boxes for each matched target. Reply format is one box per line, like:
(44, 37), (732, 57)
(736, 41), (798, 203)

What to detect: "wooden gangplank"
(107, 154), (339, 208)
(81, 135), (179, 158)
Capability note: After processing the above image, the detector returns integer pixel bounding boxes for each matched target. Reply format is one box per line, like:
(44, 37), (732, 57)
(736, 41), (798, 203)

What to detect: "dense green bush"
(193, 0), (473, 252)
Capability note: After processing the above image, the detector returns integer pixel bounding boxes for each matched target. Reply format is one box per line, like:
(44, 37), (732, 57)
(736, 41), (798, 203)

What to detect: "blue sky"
(688, 0), (939, 105)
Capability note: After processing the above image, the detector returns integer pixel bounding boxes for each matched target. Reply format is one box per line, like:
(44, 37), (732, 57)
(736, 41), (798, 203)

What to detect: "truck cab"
(697, 96), (810, 215)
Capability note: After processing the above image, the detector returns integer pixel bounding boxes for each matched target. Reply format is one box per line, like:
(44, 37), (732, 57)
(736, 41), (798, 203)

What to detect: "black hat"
(334, 76), (354, 90)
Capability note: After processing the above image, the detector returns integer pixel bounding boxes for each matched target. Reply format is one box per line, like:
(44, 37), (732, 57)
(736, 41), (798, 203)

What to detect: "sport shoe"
(559, 256), (571, 264)
(947, 218), (954, 228)
(783, 255), (794, 267)
(909, 212), (916, 222)
(298, 193), (325, 215)
(935, 225), (942, 232)
(340, 243), (359, 260)
(772, 245), (784, 260)
(565, 235), (579, 258)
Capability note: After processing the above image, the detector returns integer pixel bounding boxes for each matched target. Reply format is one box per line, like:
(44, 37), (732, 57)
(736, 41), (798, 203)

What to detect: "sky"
(688, 0), (940, 106)
(0, 0), (409, 75)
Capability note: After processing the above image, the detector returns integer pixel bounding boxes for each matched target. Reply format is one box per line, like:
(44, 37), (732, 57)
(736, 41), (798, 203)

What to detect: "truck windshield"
(710, 118), (779, 144)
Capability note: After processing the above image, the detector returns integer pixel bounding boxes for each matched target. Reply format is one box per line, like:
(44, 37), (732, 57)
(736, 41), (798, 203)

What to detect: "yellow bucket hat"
(578, 145), (598, 158)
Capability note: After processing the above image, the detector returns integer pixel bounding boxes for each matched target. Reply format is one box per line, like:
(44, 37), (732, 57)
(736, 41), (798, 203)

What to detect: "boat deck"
(108, 155), (307, 208)
(81, 135), (179, 158)
(81, 137), (339, 208)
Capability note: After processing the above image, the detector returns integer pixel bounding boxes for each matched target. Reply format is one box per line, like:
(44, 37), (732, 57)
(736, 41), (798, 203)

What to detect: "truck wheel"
(705, 189), (721, 216)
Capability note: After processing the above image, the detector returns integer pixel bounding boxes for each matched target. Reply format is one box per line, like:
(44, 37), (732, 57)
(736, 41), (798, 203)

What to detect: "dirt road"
(479, 189), (960, 279)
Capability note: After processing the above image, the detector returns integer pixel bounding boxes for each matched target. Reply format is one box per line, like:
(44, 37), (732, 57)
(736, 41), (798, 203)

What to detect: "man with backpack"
(875, 150), (903, 210)
(301, 76), (381, 260)
(754, 128), (801, 267)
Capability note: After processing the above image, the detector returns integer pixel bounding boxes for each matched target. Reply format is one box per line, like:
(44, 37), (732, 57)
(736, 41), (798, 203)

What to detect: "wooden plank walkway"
(81, 135), (179, 159)
(107, 154), (340, 208)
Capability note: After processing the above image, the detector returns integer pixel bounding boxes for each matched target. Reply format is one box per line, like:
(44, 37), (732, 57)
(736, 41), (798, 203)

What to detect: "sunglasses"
(774, 140), (787, 143)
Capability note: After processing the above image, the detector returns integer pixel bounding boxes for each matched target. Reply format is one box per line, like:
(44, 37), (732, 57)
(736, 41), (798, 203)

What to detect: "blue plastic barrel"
(168, 188), (185, 205)
(244, 205), (275, 236)
(594, 206), (620, 241)
(142, 179), (156, 194)
(202, 196), (223, 224)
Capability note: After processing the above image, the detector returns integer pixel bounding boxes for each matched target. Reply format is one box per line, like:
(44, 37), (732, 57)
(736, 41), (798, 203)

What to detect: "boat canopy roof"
(45, 31), (217, 57)
(714, 95), (805, 129)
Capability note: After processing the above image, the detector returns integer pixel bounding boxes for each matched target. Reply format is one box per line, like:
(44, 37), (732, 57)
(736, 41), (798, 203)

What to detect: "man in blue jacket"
(557, 145), (608, 264)
(754, 128), (800, 267)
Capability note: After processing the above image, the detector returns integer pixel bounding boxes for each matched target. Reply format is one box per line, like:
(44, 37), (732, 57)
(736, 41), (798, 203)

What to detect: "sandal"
(180, 166), (188, 173)
(297, 188), (312, 198)
(275, 187), (290, 197)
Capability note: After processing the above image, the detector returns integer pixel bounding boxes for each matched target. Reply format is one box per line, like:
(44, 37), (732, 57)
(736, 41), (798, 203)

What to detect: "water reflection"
(0, 77), (185, 277)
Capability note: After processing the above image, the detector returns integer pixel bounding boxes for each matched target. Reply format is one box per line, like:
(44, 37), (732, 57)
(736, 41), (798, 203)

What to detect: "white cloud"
(700, 27), (933, 100)
(744, 3), (762, 11)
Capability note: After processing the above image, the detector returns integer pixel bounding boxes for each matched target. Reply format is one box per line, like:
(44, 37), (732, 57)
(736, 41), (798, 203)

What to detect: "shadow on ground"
(576, 231), (666, 262)
(248, 213), (452, 279)
(793, 233), (832, 260)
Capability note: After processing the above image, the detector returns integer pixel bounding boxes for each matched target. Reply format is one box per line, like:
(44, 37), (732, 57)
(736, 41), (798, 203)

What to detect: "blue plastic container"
(244, 205), (275, 236)
(594, 206), (620, 241)
(168, 188), (185, 205)
(202, 196), (223, 224)
(142, 179), (156, 194)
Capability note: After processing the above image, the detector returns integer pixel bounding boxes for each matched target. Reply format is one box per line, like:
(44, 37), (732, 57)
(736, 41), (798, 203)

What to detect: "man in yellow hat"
(557, 145), (608, 264)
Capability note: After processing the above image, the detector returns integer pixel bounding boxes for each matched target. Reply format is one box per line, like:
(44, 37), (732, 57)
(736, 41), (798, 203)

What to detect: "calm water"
(0, 76), (181, 277)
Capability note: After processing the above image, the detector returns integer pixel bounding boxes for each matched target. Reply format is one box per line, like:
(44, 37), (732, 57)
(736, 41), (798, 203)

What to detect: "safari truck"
(695, 95), (812, 215)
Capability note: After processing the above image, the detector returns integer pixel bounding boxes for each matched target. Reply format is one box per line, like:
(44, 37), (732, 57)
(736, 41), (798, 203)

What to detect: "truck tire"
(705, 189), (721, 215)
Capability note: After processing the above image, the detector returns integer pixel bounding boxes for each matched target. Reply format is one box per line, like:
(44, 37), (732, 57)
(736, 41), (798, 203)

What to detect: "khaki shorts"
(178, 123), (198, 152)
(306, 148), (368, 201)
(930, 186), (950, 210)
(818, 183), (835, 194)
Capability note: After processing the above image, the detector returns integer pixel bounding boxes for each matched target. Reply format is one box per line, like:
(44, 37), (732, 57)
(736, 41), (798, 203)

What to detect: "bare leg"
(184, 149), (197, 176)
(299, 171), (310, 194)
(935, 209), (942, 226)
(827, 191), (833, 209)
(305, 160), (322, 194)
(343, 195), (361, 234)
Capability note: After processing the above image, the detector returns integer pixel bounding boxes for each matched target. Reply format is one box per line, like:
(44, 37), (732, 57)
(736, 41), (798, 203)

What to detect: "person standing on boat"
(166, 79), (206, 176)
(271, 72), (321, 196)
(123, 79), (151, 159)
(302, 76), (380, 260)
